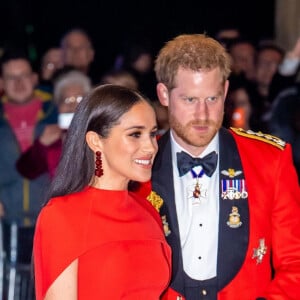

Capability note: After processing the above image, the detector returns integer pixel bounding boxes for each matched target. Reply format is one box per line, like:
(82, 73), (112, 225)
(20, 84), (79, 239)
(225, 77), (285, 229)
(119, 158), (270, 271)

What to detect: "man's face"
(1, 59), (37, 104)
(256, 49), (282, 87)
(230, 43), (256, 80)
(159, 67), (228, 156)
(41, 48), (63, 80)
(62, 32), (94, 72)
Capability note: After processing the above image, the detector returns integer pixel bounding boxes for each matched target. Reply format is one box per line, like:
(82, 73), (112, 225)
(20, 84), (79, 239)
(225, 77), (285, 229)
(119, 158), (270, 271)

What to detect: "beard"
(169, 113), (222, 148)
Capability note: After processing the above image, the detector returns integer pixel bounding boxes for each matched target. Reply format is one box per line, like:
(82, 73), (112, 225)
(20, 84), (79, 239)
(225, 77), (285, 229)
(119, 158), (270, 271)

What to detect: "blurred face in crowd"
(0, 59), (37, 104)
(132, 53), (153, 73)
(41, 48), (63, 81)
(59, 84), (85, 113)
(61, 31), (94, 73)
(230, 42), (256, 80)
(226, 87), (252, 129)
(256, 48), (283, 88)
(157, 67), (228, 156)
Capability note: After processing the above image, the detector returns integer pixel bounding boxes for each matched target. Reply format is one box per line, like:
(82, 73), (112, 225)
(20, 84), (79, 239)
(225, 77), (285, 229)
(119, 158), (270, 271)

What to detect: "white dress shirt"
(170, 131), (220, 280)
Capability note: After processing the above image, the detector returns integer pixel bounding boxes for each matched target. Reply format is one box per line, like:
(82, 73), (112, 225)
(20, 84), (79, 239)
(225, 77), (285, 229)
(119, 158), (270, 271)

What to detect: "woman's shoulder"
(38, 188), (92, 229)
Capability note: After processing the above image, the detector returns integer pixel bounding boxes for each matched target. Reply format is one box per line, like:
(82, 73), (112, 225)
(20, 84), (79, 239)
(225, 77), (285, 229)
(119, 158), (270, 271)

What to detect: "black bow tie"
(176, 151), (218, 177)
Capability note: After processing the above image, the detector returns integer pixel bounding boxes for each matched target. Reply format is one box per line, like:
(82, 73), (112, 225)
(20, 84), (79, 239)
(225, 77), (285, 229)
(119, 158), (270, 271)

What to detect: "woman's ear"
(86, 131), (102, 152)
(156, 83), (169, 107)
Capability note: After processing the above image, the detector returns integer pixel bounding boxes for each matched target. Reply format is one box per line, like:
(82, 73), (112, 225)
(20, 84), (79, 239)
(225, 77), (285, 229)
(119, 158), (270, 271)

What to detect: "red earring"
(95, 151), (103, 177)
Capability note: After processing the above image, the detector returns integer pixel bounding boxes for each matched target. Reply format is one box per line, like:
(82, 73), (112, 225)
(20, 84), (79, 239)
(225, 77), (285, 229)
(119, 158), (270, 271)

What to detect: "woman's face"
(99, 101), (158, 189)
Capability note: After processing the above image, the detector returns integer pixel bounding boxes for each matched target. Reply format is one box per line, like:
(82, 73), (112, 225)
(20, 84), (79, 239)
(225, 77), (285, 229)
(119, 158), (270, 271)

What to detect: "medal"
(189, 168), (207, 204)
(227, 206), (242, 228)
(193, 181), (201, 198)
(221, 179), (248, 200)
(252, 238), (267, 264)
(190, 168), (205, 198)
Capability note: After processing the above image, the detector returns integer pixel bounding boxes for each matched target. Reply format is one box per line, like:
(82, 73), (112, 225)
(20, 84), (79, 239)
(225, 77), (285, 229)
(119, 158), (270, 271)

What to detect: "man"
(38, 47), (63, 92)
(60, 28), (95, 81)
(229, 38), (257, 81)
(251, 44), (285, 132)
(150, 34), (300, 299)
(0, 51), (57, 225)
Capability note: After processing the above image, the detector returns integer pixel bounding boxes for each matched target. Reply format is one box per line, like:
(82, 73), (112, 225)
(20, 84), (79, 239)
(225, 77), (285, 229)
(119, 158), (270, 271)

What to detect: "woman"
(33, 84), (171, 299)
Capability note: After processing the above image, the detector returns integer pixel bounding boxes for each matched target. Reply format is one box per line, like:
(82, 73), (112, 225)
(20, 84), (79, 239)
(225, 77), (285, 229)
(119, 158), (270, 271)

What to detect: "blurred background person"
(115, 41), (157, 100)
(100, 69), (138, 90)
(255, 44), (284, 102)
(252, 43), (284, 131)
(0, 49), (57, 226)
(224, 76), (255, 130)
(60, 28), (97, 83)
(228, 38), (257, 81)
(267, 85), (300, 181)
(215, 26), (241, 50)
(17, 69), (92, 180)
(38, 47), (63, 93)
(266, 37), (300, 108)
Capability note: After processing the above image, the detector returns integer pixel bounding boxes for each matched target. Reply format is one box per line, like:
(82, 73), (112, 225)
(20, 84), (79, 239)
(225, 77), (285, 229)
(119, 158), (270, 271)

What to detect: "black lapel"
(152, 132), (185, 294)
(217, 127), (249, 290)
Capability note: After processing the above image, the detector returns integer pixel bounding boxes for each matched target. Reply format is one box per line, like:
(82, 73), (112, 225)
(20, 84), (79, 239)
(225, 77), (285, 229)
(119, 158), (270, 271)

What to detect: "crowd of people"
(0, 27), (300, 300)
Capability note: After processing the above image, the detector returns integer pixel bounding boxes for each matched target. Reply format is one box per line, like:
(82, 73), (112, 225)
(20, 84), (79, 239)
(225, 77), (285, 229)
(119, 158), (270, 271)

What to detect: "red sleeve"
(266, 144), (300, 298)
(33, 199), (84, 300)
(231, 133), (300, 299)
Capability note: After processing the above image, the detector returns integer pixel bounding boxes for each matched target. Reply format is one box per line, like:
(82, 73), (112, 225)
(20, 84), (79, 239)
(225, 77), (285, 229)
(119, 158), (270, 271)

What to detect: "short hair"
(0, 48), (31, 76)
(53, 70), (92, 105)
(60, 28), (93, 49)
(100, 70), (138, 90)
(47, 84), (153, 199)
(256, 43), (285, 59)
(155, 34), (232, 90)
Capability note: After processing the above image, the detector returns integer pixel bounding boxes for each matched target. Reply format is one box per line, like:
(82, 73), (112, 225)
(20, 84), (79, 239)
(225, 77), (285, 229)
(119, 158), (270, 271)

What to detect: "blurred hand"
(39, 124), (63, 146)
(287, 37), (300, 58)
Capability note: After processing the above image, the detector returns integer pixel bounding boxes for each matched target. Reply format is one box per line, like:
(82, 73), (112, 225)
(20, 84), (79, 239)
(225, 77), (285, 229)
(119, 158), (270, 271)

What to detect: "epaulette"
(147, 191), (164, 212)
(230, 127), (286, 150)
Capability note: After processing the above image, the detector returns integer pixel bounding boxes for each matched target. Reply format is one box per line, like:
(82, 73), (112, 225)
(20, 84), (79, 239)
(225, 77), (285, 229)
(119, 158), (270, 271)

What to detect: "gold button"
(202, 289), (207, 296)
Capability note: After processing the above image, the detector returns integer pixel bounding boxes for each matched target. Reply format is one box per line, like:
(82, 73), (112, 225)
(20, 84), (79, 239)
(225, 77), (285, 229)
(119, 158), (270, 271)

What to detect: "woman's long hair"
(45, 84), (150, 203)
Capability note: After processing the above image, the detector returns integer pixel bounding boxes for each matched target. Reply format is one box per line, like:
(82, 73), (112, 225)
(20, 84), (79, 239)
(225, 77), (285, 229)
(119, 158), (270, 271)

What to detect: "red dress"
(34, 186), (171, 299)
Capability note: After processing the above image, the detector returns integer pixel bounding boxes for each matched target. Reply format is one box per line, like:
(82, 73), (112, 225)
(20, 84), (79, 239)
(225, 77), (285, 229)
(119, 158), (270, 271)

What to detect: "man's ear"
(156, 83), (169, 107)
(86, 131), (103, 152)
(224, 79), (229, 101)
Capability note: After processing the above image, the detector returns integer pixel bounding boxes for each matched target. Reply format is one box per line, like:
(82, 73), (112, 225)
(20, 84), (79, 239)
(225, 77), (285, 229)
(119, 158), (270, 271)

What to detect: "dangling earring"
(95, 151), (103, 177)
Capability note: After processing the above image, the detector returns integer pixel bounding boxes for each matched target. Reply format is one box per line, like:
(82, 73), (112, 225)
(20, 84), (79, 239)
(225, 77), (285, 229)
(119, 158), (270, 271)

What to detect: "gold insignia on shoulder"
(230, 127), (286, 150)
(147, 191), (164, 212)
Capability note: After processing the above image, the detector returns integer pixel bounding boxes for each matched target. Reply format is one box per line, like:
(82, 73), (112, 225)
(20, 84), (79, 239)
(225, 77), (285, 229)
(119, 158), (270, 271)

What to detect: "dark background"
(0, 0), (275, 75)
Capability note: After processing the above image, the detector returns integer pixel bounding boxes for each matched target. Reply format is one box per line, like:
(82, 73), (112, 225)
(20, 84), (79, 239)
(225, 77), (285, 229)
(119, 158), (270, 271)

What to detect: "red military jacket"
(148, 127), (300, 300)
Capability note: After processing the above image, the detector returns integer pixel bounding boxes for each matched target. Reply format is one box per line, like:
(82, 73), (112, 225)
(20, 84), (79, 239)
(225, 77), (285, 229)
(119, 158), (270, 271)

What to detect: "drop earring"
(95, 151), (103, 177)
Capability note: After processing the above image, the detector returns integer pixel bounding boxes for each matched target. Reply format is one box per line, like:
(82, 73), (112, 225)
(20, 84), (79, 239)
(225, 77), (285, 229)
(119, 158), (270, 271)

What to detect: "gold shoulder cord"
(230, 127), (286, 150)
